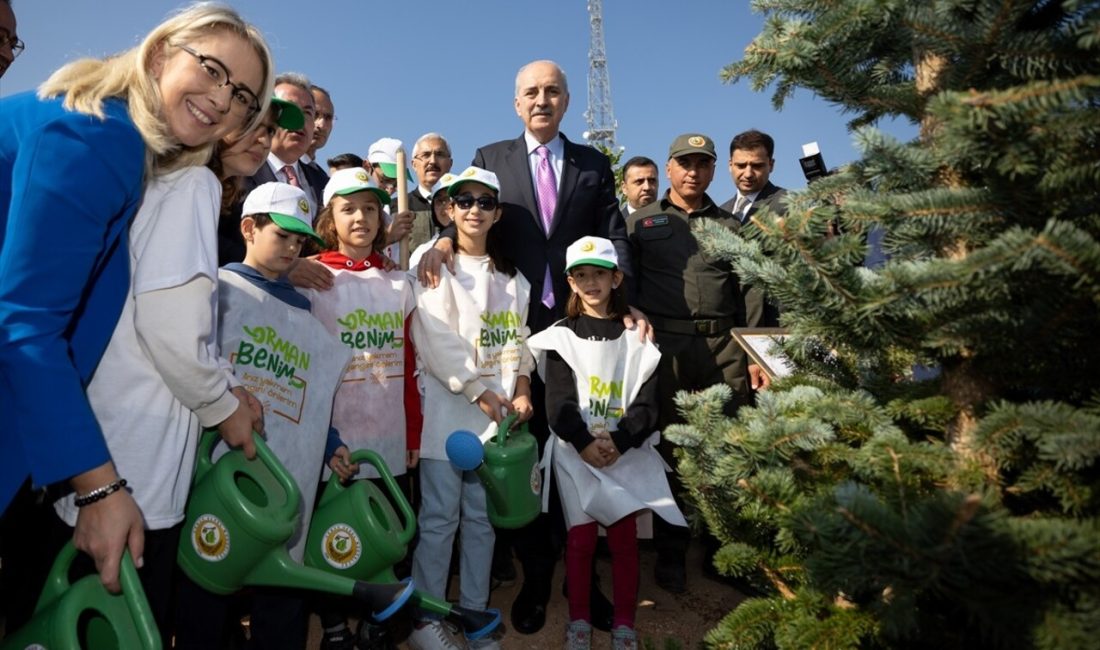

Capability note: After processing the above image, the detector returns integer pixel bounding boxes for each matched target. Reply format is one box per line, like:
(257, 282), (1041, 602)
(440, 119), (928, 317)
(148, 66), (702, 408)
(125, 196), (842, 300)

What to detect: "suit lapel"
(504, 135), (541, 234)
(550, 136), (580, 239)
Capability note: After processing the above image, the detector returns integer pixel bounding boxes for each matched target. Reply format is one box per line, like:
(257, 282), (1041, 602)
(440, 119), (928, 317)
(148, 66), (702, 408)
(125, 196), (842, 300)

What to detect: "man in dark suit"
(469, 62), (629, 331)
(720, 129), (788, 328)
(303, 85), (334, 181)
(218, 72), (326, 266)
(0, 0), (20, 80)
(418, 59), (640, 635)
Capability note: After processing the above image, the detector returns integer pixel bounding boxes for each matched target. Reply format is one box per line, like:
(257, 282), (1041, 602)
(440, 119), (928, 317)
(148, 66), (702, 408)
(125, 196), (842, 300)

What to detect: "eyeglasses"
(0, 33), (24, 59)
(452, 194), (499, 211)
(176, 44), (260, 116)
(414, 150), (451, 162)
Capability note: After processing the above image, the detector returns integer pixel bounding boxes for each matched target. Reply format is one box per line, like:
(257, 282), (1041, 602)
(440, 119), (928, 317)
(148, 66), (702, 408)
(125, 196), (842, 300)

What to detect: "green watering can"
(304, 449), (501, 640)
(177, 430), (412, 620)
(0, 542), (160, 650)
(445, 413), (541, 529)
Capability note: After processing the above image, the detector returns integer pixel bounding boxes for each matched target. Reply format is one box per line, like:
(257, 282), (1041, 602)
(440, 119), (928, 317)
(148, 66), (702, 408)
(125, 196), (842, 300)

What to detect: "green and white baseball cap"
(323, 167), (392, 207)
(431, 172), (458, 199)
(367, 137), (411, 180)
(242, 182), (324, 246)
(447, 166), (500, 196)
(565, 235), (618, 271)
(270, 97), (305, 131)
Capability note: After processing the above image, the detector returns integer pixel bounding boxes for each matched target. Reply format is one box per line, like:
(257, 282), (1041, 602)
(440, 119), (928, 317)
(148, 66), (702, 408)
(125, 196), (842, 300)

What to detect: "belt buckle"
(694, 320), (710, 335)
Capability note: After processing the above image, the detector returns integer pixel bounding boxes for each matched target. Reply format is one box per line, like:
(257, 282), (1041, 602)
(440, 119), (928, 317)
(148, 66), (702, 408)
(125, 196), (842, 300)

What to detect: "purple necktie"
(282, 165), (301, 188)
(535, 145), (557, 309)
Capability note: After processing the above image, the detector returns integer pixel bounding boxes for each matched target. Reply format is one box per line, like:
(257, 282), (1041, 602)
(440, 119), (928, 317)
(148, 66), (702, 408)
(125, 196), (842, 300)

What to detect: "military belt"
(648, 314), (736, 337)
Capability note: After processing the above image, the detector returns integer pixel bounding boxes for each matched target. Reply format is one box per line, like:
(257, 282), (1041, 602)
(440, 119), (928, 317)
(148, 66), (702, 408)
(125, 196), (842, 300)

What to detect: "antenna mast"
(584, 0), (617, 150)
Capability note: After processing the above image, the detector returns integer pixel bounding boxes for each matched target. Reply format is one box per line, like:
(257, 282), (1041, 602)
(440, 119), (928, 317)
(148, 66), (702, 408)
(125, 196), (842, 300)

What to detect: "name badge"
(642, 215), (669, 228)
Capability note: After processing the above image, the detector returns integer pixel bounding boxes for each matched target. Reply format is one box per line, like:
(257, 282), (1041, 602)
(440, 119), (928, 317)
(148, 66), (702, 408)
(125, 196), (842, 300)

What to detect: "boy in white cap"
(366, 136), (415, 260)
(195, 182), (356, 647)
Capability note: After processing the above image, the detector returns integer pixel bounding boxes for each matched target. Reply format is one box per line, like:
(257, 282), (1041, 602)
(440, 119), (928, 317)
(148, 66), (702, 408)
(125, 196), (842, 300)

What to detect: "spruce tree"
(666, 1), (1100, 648)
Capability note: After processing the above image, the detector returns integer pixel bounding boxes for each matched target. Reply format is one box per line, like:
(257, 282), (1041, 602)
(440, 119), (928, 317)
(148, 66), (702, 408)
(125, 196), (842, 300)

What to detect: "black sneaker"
(356, 621), (397, 650)
(320, 626), (358, 650)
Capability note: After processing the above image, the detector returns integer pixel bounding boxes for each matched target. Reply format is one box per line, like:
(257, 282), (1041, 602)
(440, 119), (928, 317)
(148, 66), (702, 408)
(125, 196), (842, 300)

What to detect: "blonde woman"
(0, 2), (273, 639)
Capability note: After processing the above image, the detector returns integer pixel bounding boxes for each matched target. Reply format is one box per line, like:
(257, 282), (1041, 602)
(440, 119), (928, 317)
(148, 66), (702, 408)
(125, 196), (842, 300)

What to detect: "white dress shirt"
(524, 131), (564, 194)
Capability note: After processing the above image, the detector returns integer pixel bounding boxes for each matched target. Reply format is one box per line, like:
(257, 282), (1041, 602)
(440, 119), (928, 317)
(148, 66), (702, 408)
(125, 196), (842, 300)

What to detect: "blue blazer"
(0, 92), (145, 512)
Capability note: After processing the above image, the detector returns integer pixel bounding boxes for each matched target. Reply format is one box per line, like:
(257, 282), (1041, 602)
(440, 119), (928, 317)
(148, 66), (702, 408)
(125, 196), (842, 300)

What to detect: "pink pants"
(565, 513), (638, 628)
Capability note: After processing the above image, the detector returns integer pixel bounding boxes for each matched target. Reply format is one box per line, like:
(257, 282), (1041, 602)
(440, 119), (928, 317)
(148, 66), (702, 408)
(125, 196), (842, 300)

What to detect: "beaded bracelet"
(74, 478), (128, 508)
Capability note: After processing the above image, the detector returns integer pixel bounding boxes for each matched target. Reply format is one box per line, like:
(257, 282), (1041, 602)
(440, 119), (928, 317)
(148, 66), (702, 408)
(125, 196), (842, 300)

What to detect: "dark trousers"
(653, 329), (750, 559)
(503, 371), (565, 605)
(0, 480), (181, 649)
(175, 575), (308, 650)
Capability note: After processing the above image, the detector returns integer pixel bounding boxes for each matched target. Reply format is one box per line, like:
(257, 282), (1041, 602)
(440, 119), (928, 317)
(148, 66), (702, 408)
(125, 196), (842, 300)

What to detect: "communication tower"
(583, 0), (617, 150)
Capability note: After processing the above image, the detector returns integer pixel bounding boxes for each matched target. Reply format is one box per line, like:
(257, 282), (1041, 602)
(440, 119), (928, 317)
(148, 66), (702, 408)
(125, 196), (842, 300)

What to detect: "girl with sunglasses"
(0, 2), (273, 640)
(407, 167), (535, 650)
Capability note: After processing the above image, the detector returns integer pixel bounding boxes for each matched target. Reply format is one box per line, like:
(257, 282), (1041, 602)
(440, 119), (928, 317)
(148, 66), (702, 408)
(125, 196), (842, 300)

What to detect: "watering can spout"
(412, 592), (501, 640)
(444, 414), (541, 529)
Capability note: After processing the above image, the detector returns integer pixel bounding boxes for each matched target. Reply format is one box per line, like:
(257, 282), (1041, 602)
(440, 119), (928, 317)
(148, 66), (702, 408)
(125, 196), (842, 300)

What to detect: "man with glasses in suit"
(0, 0), (23, 79)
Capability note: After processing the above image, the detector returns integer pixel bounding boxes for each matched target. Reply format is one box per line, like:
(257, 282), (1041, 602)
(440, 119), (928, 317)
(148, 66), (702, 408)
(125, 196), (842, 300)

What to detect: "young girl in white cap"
(526, 236), (686, 650)
(307, 167), (421, 649)
(408, 166), (535, 650)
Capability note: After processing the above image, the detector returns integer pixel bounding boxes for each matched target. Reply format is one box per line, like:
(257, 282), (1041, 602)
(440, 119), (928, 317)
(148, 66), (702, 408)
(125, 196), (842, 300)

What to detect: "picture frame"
(730, 328), (793, 380)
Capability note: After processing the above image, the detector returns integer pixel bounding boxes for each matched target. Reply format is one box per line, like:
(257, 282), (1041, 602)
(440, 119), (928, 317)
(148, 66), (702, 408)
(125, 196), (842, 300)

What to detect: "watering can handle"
(33, 542), (161, 649)
(195, 429), (300, 524)
(119, 545), (161, 650)
(33, 540), (79, 614)
(343, 449), (417, 547)
(194, 428), (221, 484)
(252, 432), (302, 524)
(495, 413), (520, 446)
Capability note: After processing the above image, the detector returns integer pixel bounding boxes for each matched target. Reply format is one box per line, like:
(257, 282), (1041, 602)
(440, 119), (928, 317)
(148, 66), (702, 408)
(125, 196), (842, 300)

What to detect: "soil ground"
(307, 542), (747, 649)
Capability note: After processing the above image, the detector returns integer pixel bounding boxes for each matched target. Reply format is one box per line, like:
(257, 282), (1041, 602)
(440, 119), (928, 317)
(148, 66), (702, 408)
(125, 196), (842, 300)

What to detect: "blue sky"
(2, 0), (915, 195)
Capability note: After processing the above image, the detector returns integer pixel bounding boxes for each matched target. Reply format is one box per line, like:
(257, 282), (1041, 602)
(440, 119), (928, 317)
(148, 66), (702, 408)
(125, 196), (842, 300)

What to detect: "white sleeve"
(131, 166), (222, 294)
(411, 274), (488, 402)
(129, 166), (237, 426)
(134, 276), (239, 427)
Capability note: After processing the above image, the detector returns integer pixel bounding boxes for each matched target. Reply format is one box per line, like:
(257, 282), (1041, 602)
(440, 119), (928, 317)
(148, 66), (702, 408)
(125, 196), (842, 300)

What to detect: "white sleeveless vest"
(217, 270), (352, 561)
(308, 267), (413, 479)
(527, 326), (686, 529)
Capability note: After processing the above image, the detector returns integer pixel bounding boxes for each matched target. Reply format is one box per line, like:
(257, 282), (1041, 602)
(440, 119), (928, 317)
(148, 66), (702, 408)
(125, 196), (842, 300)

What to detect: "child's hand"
(328, 446), (359, 481)
(580, 440), (607, 468)
(233, 386), (264, 435)
(287, 257), (334, 291)
(219, 388), (260, 459)
(596, 438), (620, 467)
(417, 239), (455, 288)
(386, 210), (416, 244)
(407, 449), (420, 469)
(511, 394), (533, 425)
(476, 390), (514, 424)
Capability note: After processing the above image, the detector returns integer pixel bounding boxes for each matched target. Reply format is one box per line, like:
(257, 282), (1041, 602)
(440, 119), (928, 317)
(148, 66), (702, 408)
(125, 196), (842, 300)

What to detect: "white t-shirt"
(56, 166), (232, 529)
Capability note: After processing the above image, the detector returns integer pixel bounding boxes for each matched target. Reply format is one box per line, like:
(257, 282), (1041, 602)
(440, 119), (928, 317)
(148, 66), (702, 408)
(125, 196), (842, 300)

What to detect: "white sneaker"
(466, 634), (502, 650)
(407, 620), (464, 650)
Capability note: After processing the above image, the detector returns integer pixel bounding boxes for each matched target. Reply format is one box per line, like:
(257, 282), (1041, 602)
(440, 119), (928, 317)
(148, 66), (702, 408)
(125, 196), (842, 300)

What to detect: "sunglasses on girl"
(452, 194), (499, 211)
